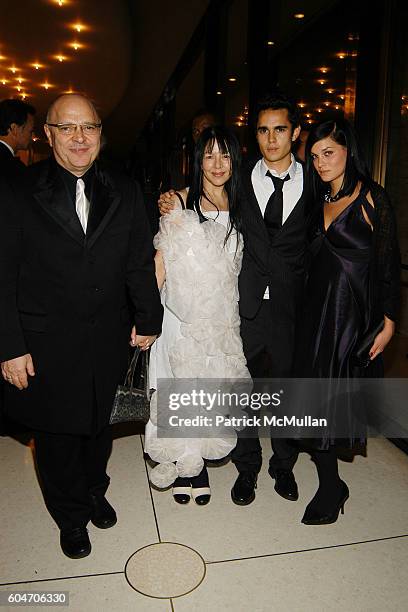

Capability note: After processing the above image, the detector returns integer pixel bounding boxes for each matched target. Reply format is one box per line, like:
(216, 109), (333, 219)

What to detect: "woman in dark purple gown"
(295, 119), (400, 524)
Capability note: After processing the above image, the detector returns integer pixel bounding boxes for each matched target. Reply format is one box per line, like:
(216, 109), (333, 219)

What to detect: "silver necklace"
(324, 189), (344, 203)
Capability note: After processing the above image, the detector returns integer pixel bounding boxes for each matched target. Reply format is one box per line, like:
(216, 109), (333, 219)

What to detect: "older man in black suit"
(0, 94), (163, 558)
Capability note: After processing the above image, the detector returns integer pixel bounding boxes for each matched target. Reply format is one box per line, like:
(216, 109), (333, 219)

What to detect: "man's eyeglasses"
(46, 123), (102, 136)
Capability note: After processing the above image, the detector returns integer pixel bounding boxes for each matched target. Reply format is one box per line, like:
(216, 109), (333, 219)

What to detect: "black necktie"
(264, 172), (290, 236)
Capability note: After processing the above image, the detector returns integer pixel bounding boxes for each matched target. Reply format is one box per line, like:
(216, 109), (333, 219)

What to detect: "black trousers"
(232, 300), (299, 473)
(34, 426), (112, 531)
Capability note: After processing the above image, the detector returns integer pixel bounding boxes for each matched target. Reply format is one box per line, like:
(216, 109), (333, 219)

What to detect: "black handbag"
(351, 320), (384, 369)
(109, 347), (151, 424)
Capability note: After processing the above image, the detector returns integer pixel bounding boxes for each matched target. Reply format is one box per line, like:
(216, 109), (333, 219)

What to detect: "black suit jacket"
(0, 157), (163, 434)
(238, 160), (306, 370)
(0, 142), (27, 181)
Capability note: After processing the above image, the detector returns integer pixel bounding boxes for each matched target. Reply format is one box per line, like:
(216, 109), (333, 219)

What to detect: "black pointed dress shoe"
(231, 471), (257, 505)
(90, 495), (117, 529)
(301, 480), (349, 525)
(60, 527), (91, 559)
(269, 468), (299, 501)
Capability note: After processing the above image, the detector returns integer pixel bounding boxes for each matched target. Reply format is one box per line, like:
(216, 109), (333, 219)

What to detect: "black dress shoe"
(90, 495), (117, 529)
(301, 480), (349, 525)
(60, 527), (91, 559)
(269, 468), (299, 501)
(231, 472), (257, 505)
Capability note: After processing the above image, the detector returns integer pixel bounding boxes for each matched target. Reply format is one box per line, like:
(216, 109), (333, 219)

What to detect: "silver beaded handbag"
(109, 347), (151, 424)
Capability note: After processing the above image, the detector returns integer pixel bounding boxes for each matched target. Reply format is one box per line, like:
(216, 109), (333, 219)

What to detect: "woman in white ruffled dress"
(144, 126), (250, 505)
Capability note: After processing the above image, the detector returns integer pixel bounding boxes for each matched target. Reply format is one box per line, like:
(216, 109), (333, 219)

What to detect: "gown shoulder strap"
(359, 185), (376, 226)
(174, 191), (186, 209)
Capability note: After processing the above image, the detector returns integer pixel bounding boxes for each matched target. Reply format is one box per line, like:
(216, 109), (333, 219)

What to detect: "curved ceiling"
(0, 0), (132, 121)
(0, 0), (210, 154)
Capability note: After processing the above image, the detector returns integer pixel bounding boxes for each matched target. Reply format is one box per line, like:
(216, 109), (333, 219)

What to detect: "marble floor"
(0, 334), (407, 611)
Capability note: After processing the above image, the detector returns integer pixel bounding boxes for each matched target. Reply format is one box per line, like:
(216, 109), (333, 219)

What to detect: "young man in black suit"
(230, 92), (305, 505)
(0, 94), (163, 558)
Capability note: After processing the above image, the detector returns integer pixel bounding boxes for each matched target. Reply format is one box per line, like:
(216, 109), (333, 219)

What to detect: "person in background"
(294, 126), (310, 163)
(0, 99), (35, 436)
(0, 99), (35, 177)
(165, 108), (217, 191)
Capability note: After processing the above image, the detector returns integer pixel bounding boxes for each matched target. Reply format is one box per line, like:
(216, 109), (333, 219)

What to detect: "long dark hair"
(305, 118), (373, 206)
(186, 125), (242, 245)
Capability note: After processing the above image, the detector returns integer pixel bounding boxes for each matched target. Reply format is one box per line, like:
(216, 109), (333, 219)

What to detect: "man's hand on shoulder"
(158, 190), (177, 216)
(1, 354), (35, 390)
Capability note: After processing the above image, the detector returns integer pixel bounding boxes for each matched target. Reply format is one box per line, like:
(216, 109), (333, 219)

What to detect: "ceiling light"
(9, 66), (18, 73)
(71, 22), (87, 33)
(228, 77), (237, 82)
(298, 102), (306, 108)
(69, 41), (83, 51)
(54, 54), (67, 62)
(1, 79), (8, 85)
(324, 101), (330, 107)
(267, 41), (275, 46)
(337, 52), (346, 59)
(316, 108), (323, 113)
(294, 13), (305, 19)
(216, 91), (222, 95)
(326, 89), (334, 94)
(319, 66), (329, 73)
(31, 62), (43, 70)
(318, 79), (326, 85)
(41, 82), (53, 90)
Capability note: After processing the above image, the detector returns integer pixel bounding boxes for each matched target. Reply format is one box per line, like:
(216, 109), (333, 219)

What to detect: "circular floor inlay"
(125, 542), (206, 599)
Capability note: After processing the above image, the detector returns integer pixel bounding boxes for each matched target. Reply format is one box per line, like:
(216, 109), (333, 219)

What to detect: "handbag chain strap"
(124, 346), (150, 400)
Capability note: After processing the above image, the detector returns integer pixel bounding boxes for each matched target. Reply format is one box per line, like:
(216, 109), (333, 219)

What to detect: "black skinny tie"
(264, 172), (290, 234)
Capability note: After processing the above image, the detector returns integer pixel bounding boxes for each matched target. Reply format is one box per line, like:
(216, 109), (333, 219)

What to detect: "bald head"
(44, 94), (102, 177)
(46, 94), (100, 124)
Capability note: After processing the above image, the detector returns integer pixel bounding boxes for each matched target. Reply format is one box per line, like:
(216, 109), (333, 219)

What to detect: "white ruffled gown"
(144, 204), (250, 488)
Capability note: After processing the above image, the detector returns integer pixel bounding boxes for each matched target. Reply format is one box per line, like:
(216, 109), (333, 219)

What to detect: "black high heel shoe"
(172, 477), (191, 504)
(301, 480), (349, 525)
(190, 466), (211, 506)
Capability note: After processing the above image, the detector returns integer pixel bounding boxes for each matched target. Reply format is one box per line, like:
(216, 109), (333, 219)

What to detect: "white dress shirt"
(251, 154), (304, 298)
